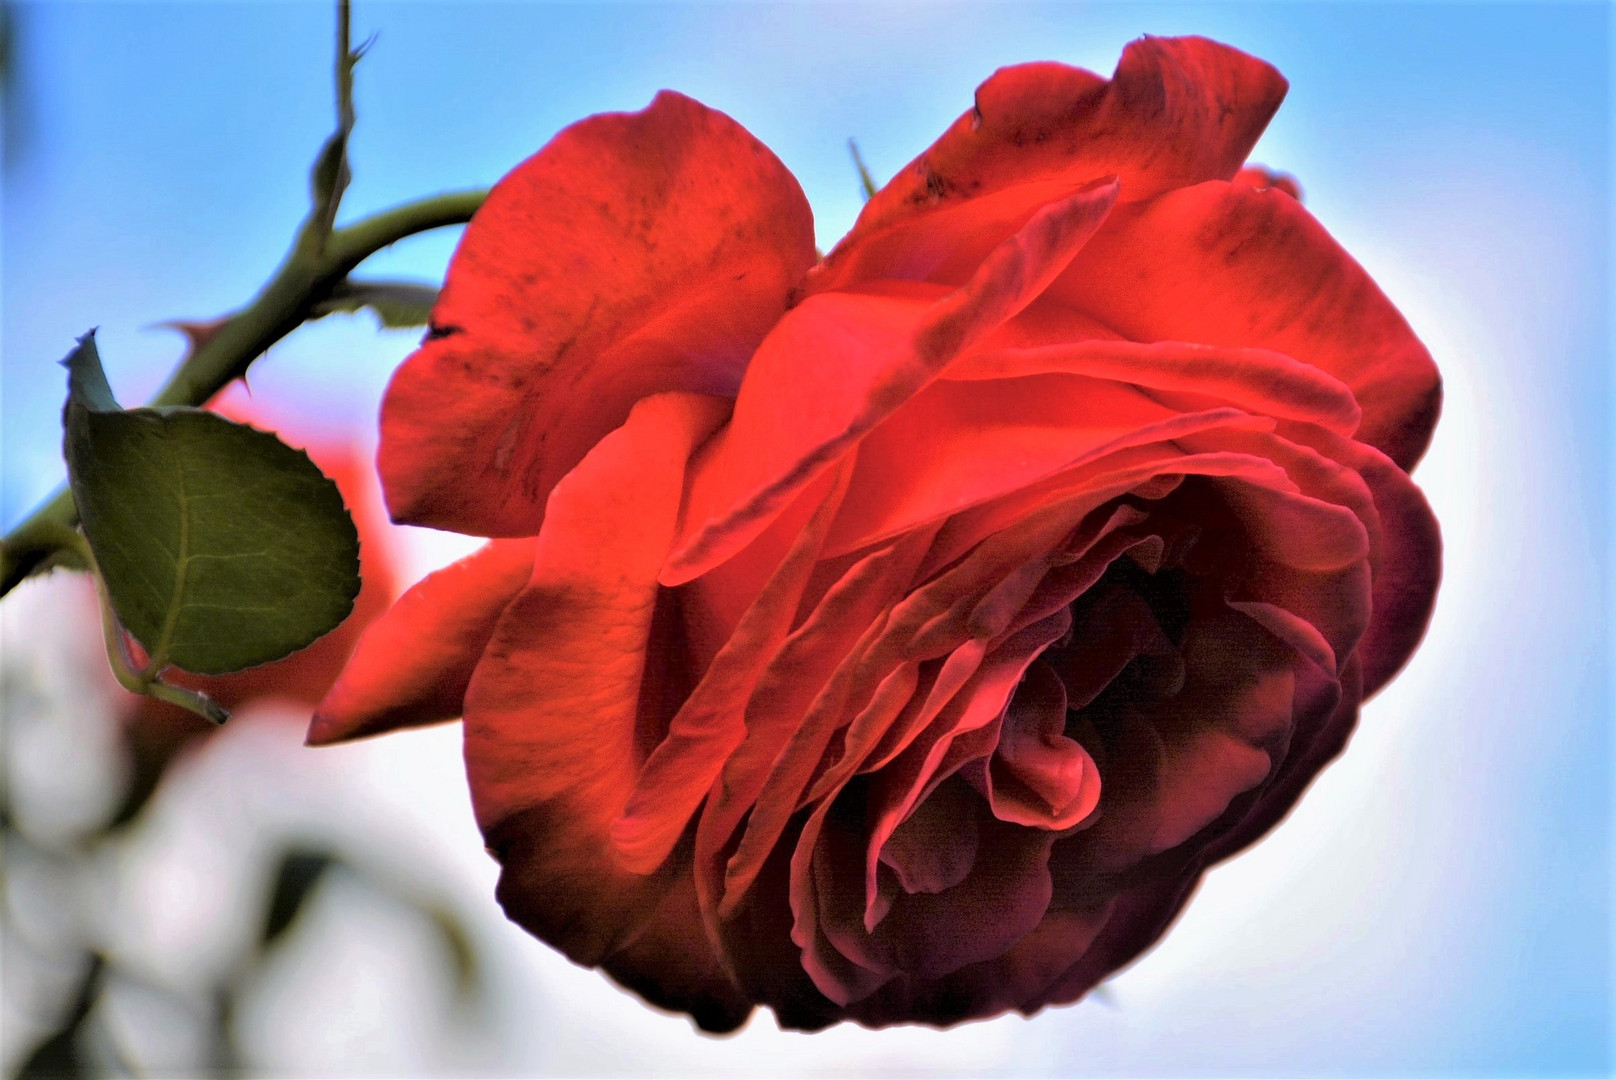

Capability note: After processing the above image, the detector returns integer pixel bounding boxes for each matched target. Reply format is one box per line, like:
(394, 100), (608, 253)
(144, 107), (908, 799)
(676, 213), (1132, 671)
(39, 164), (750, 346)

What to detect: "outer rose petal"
(1276, 422), (1442, 695)
(380, 91), (817, 537)
(1053, 181), (1442, 470)
(307, 537), (537, 745)
(590, 875), (753, 1034)
(810, 37), (1287, 293)
(1235, 164), (1302, 200)
(462, 392), (741, 1024)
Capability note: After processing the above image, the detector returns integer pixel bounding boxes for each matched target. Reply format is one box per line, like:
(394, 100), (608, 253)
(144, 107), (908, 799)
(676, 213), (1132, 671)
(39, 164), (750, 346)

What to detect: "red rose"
(313, 36), (1440, 1032)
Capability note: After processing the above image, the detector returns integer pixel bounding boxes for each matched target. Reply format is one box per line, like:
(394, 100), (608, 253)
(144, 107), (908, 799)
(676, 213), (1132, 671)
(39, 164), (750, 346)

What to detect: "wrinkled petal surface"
(1052, 181), (1442, 469)
(809, 37), (1287, 294)
(381, 91), (816, 536)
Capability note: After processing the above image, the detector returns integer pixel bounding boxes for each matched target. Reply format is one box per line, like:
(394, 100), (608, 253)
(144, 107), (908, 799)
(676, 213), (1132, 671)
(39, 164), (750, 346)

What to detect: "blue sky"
(2, 3), (1610, 1075)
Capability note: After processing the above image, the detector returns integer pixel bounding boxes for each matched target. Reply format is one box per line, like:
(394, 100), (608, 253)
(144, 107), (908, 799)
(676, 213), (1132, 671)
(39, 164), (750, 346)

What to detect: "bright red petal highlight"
(307, 537), (536, 745)
(665, 180), (1119, 583)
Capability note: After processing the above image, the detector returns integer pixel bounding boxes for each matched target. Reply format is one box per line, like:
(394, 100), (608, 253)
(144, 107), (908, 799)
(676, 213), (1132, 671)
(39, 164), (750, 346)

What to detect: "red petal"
(665, 180), (1118, 583)
(917, 448), (1293, 584)
(944, 338), (1361, 433)
(1277, 423), (1442, 695)
(859, 611), (1072, 928)
(307, 538), (536, 746)
(714, 531), (936, 917)
(823, 372), (1275, 558)
(595, 875), (753, 1034)
(1053, 181), (1442, 470)
(810, 37), (1287, 294)
(379, 92), (815, 536)
(464, 392), (729, 966)
(610, 463), (853, 875)
(981, 661), (1102, 830)
(1235, 164), (1302, 200)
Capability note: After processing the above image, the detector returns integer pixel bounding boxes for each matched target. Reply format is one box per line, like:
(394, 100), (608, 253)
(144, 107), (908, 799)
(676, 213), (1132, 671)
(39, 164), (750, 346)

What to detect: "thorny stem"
(0, 0), (486, 599)
(849, 138), (878, 201)
(0, 192), (485, 597)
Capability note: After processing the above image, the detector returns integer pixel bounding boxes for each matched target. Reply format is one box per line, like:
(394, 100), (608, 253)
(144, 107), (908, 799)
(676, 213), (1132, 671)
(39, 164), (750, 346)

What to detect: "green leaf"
(61, 332), (360, 675)
(64, 328), (120, 411)
(311, 278), (439, 329)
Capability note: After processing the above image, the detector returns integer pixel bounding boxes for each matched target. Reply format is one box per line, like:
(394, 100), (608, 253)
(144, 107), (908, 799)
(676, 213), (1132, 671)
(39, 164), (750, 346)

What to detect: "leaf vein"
(149, 432), (191, 672)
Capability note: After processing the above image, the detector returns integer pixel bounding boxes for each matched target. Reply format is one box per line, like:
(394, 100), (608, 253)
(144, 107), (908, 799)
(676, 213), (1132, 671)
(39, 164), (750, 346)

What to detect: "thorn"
(848, 138), (877, 202)
(155, 318), (231, 361)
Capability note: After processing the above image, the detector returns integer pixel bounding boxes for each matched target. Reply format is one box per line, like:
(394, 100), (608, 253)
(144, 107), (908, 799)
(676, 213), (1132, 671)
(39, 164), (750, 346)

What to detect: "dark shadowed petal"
(1276, 423), (1442, 695)
(308, 538), (536, 745)
(860, 612), (1072, 927)
(379, 91), (815, 537)
(847, 902), (1114, 1027)
(596, 875), (755, 1034)
(809, 786), (1058, 989)
(790, 795), (895, 1006)
(878, 774), (981, 895)
(1040, 655), (1363, 1015)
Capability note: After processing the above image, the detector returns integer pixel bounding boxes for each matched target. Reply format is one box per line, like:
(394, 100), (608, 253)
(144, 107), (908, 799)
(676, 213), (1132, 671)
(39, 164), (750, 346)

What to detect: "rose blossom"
(311, 36), (1441, 1032)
